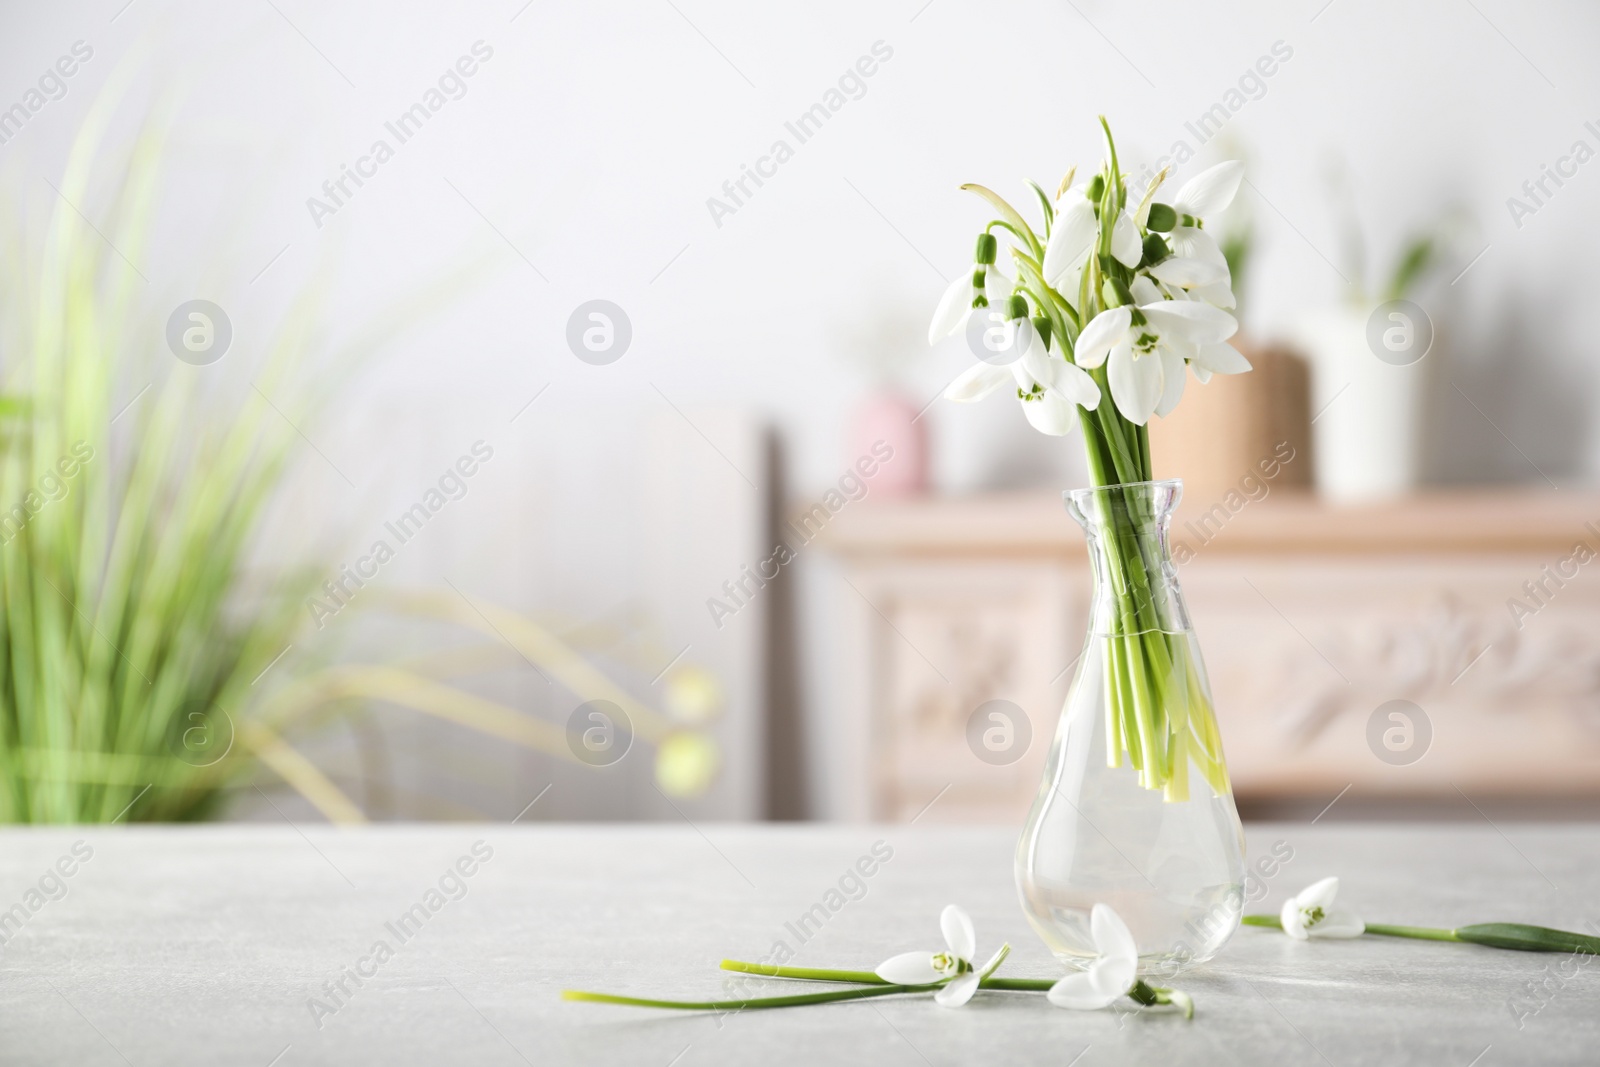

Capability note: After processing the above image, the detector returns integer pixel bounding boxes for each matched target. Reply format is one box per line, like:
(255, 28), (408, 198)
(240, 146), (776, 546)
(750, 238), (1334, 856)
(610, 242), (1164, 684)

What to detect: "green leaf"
(1026, 179), (1055, 237)
(960, 184), (1041, 256)
(1455, 923), (1600, 955)
(1385, 235), (1435, 301)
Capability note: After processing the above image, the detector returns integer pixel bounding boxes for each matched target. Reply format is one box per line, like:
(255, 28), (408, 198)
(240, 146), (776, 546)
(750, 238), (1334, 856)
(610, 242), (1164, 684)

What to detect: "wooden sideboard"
(818, 489), (1600, 821)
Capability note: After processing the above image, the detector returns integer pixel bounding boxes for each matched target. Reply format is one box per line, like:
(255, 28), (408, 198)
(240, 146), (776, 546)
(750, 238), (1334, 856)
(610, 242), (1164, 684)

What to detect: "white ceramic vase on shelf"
(1296, 305), (1433, 503)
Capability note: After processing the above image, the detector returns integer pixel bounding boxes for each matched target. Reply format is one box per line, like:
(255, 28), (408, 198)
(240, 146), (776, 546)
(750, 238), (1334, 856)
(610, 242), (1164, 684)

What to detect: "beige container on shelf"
(1148, 337), (1313, 505)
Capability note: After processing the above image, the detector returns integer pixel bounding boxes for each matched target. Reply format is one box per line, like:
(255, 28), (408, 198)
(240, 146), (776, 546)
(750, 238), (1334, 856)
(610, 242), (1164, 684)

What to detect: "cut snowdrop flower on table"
(1243, 877), (1600, 956)
(563, 900), (1193, 1018)
(876, 904), (1011, 1007)
(1279, 876), (1366, 940)
(1047, 903), (1193, 1018)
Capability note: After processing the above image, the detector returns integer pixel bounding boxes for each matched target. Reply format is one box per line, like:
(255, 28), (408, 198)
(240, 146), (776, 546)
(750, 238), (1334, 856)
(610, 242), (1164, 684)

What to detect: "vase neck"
(1065, 480), (1191, 637)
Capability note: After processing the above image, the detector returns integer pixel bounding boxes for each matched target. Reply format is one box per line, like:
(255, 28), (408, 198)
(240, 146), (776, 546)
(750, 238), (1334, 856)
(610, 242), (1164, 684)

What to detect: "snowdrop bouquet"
(930, 118), (1249, 798)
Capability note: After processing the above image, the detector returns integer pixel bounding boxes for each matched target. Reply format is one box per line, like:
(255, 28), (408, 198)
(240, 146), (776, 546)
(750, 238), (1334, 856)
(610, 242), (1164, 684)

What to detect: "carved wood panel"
(837, 552), (1600, 820)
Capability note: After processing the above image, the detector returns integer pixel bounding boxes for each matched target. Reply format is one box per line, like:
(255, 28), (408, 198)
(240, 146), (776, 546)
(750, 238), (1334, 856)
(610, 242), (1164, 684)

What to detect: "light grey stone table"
(0, 822), (1594, 1066)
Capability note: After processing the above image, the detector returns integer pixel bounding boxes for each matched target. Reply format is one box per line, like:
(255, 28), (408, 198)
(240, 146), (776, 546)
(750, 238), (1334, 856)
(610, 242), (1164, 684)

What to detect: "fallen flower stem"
(1243, 914), (1600, 954)
(719, 959), (1191, 1016)
(1364, 923), (1464, 943)
(719, 959), (1057, 992)
(567, 959), (1194, 1016)
(562, 984), (925, 1011)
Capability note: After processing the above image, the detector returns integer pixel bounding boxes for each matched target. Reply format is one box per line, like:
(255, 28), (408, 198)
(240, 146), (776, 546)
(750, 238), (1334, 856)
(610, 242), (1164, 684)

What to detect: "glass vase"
(1015, 479), (1245, 978)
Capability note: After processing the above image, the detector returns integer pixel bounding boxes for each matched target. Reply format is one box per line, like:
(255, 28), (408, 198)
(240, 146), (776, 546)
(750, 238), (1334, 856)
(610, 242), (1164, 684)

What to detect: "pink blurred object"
(849, 391), (928, 497)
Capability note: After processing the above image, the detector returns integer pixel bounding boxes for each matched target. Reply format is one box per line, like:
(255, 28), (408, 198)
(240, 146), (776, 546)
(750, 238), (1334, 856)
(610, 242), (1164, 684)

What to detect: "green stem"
(720, 961), (881, 984)
(719, 959), (1056, 992)
(1364, 923), (1463, 942)
(1242, 914), (1459, 941)
(1244, 914), (1600, 954)
(562, 984), (922, 1011)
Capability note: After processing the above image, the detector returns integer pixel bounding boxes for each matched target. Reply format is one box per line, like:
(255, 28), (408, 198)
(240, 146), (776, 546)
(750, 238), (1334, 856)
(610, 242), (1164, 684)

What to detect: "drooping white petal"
(934, 972), (980, 1008)
(1168, 226), (1225, 266)
(1074, 307), (1130, 370)
(1297, 877), (1341, 911)
(1191, 363), (1214, 384)
(984, 265), (1013, 305)
(1108, 344), (1162, 425)
(1022, 391), (1079, 436)
(1057, 263), (1086, 309)
(1019, 335), (1056, 388)
(929, 272), (973, 344)
(1087, 952), (1137, 1000)
(1089, 904), (1138, 965)
(1112, 212), (1143, 268)
(1148, 256), (1227, 288)
(1046, 970), (1119, 1010)
(1141, 300), (1238, 345)
(1057, 360), (1102, 410)
(943, 361), (1011, 402)
(876, 951), (944, 985)
(1155, 347), (1186, 417)
(1280, 899), (1311, 940)
(1043, 199), (1098, 288)
(1308, 909), (1366, 939)
(1174, 160), (1245, 218)
(1188, 280), (1237, 310)
(1191, 341), (1252, 375)
(1130, 274), (1165, 307)
(972, 308), (1029, 365)
(940, 905), (976, 961)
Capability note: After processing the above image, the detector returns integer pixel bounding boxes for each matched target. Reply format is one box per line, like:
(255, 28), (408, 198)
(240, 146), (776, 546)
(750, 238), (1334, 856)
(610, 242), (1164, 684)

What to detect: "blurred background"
(1, 0), (1597, 826)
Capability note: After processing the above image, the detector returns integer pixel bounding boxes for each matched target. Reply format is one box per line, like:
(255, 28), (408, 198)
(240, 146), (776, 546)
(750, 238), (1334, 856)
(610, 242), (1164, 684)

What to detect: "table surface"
(0, 822), (1594, 1066)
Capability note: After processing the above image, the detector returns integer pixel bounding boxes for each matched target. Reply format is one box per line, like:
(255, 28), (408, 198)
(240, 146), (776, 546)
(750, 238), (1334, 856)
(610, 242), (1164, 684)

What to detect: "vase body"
(1015, 479), (1245, 978)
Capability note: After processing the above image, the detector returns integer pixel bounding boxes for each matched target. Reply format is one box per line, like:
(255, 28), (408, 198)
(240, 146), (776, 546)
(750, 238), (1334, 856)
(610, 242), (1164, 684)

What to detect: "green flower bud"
(974, 233), (998, 265)
(1087, 174), (1105, 202)
(1006, 293), (1028, 320)
(1146, 203), (1177, 232)
(1139, 233), (1171, 268)
(1102, 275), (1134, 308)
(1031, 315), (1051, 350)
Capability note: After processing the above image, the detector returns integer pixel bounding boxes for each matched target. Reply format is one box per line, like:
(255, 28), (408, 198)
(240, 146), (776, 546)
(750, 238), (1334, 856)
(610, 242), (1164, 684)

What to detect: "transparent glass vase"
(1015, 479), (1245, 978)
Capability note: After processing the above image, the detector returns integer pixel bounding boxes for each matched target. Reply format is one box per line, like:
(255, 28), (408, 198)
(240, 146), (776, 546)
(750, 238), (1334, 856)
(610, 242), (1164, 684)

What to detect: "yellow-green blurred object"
(663, 665), (723, 725)
(654, 732), (720, 797)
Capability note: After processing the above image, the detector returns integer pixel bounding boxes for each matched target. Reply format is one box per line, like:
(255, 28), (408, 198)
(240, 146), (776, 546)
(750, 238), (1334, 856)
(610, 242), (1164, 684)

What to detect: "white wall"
(2, 0), (1596, 818)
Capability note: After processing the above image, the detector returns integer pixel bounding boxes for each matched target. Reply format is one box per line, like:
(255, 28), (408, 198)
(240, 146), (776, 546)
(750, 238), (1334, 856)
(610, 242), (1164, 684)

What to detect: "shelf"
(817, 488), (1600, 558)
